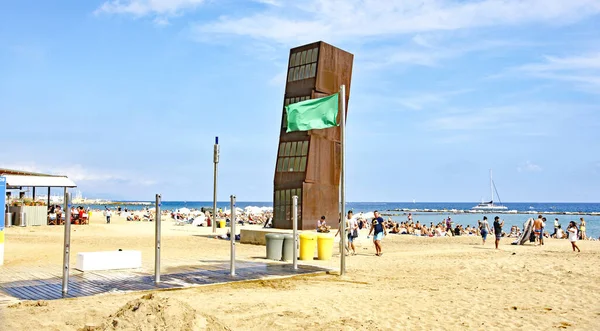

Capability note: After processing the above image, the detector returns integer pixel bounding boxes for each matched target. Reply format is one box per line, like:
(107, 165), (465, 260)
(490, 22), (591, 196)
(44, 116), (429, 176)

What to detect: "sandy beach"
(1, 213), (599, 330)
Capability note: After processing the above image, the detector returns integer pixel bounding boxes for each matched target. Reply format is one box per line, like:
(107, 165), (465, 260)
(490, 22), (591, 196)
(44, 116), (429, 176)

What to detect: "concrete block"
(75, 250), (142, 271)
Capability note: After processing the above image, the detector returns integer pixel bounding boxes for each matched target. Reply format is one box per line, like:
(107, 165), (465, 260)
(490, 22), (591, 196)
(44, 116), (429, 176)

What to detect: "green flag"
(285, 93), (339, 132)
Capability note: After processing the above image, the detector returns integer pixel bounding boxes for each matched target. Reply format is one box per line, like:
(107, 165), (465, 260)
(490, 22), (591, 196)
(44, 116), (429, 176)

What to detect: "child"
(567, 221), (581, 252)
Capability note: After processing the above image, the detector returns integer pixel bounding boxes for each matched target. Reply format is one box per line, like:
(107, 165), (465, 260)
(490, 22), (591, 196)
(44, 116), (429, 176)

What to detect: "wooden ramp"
(0, 261), (327, 302)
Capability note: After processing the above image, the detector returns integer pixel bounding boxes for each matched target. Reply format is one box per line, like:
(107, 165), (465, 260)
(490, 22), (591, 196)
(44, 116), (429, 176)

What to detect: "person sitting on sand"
(555, 225), (565, 239)
(317, 216), (330, 233)
(434, 225), (444, 237)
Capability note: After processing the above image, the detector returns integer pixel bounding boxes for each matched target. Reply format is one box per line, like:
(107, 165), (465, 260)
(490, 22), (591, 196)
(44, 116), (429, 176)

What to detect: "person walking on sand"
(347, 211), (358, 255)
(493, 216), (504, 249)
(368, 210), (387, 256)
(553, 218), (560, 238)
(335, 210), (358, 255)
(105, 207), (112, 224)
(579, 217), (586, 240)
(567, 221), (581, 252)
(480, 217), (491, 245)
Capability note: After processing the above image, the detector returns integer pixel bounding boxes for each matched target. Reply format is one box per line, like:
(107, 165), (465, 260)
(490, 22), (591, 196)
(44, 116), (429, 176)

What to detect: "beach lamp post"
(0, 177), (6, 266)
(292, 195), (298, 270)
(155, 194), (161, 283)
(212, 137), (219, 233)
(230, 195), (236, 276)
(62, 191), (72, 296)
(340, 84), (347, 276)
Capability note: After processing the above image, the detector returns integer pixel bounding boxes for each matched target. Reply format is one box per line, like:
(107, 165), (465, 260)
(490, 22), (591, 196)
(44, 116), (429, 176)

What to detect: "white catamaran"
(472, 169), (508, 211)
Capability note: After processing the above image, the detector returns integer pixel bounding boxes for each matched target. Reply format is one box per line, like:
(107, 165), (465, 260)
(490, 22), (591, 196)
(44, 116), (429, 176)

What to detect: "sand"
(1, 213), (599, 330)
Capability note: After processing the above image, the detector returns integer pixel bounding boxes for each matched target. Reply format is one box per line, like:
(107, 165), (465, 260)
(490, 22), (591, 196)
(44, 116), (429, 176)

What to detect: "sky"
(1, 0), (600, 202)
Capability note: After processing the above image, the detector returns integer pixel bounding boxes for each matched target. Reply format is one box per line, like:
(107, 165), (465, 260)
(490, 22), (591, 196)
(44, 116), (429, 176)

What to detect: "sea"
(85, 201), (600, 240)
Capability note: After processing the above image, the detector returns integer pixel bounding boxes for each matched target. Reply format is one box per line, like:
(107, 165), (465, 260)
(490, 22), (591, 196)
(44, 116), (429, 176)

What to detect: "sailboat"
(471, 169), (508, 211)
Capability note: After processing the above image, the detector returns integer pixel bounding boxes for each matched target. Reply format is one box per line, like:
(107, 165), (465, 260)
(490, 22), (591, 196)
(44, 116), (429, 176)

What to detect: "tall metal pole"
(340, 85), (347, 276)
(230, 195), (236, 276)
(62, 191), (71, 295)
(154, 194), (161, 283)
(490, 169), (494, 203)
(212, 137), (219, 233)
(292, 195), (298, 270)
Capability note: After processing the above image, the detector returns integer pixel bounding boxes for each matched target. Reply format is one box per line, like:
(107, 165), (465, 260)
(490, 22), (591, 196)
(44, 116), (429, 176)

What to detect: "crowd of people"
(171, 207), (273, 228)
(47, 205), (90, 225)
(332, 211), (591, 255)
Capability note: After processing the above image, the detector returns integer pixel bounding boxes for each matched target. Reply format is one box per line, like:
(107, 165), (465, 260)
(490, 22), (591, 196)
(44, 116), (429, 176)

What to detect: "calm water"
(86, 201), (600, 239)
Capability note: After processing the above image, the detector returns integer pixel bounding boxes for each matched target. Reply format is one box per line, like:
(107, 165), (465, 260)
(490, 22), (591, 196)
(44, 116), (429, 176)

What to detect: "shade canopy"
(2, 174), (77, 189)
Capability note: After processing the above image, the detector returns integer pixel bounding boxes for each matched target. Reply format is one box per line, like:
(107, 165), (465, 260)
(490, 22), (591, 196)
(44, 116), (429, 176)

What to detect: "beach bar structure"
(1, 168), (77, 226)
(273, 41), (353, 230)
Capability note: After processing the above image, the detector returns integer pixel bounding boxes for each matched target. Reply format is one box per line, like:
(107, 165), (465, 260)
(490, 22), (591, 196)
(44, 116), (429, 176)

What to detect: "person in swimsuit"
(579, 217), (586, 240)
(533, 215), (543, 246)
(567, 221), (581, 252)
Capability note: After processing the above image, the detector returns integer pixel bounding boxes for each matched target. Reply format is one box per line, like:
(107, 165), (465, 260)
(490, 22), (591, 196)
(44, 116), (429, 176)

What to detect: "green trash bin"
(282, 234), (295, 261)
(265, 233), (284, 261)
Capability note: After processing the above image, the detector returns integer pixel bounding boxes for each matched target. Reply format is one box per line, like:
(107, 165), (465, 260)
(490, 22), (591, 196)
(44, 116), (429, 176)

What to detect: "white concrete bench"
(75, 250), (142, 271)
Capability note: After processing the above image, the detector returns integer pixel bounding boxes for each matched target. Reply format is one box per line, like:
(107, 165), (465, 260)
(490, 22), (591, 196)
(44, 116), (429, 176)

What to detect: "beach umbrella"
(178, 207), (191, 214)
(244, 206), (262, 215)
(358, 211), (375, 219)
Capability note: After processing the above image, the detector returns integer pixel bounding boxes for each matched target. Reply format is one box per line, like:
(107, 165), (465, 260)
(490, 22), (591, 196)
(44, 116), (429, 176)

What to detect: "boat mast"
(490, 169), (494, 205)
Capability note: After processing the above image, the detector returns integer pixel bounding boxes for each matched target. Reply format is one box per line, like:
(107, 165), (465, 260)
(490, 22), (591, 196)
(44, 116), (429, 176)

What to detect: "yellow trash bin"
(317, 233), (334, 260)
(299, 233), (317, 260)
(218, 220), (226, 228)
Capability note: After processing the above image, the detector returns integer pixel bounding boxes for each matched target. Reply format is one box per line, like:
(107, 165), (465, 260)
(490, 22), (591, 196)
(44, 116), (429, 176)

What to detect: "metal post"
(230, 195), (236, 276)
(340, 85), (347, 276)
(62, 191), (71, 295)
(292, 195), (298, 270)
(154, 194), (161, 283)
(212, 136), (219, 233)
(47, 187), (50, 209)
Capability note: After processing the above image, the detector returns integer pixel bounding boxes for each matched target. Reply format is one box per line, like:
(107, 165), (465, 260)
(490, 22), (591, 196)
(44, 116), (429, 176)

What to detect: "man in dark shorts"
(493, 216), (504, 249)
(368, 210), (387, 256)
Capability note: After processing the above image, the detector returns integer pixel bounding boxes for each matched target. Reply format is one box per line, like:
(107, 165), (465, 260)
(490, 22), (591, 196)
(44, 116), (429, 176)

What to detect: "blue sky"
(1, 0), (599, 202)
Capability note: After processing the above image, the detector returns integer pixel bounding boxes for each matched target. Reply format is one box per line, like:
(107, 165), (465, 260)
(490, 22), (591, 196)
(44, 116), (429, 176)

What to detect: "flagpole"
(340, 85), (346, 276)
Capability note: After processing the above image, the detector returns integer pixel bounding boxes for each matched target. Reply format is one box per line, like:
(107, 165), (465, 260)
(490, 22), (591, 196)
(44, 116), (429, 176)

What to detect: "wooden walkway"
(0, 260), (327, 302)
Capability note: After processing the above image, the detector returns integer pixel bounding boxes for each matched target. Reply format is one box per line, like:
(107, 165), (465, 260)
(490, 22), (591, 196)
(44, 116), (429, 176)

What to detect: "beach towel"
(512, 218), (534, 245)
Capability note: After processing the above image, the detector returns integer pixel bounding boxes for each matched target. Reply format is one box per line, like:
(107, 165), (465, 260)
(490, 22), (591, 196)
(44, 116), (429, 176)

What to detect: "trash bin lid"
(282, 234), (294, 240)
(299, 232), (317, 239)
(265, 233), (285, 240)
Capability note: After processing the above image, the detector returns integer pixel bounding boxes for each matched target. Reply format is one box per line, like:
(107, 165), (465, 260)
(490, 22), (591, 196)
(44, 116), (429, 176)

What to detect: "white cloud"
(2, 163), (156, 186)
(153, 17), (171, 26)
(425, 102), (600, 133)
(507, 52), (600, 93)
(254, 0), (282, 6)
(518, 161), (542, 172)
(521, 53), (600, 71)
(381, 89), (473, 111)
(268, 70), (287, 86)
(193, 0), (600, 45)
(426, 105), (524, 131)
(95, 0), (205, 22)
